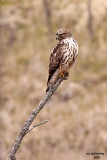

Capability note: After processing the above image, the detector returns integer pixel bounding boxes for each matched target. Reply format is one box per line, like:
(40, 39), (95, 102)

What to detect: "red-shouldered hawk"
(46, 28), (78, 92)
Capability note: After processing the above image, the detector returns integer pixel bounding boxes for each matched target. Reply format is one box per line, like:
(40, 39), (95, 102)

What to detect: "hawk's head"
(56, 28), (72, 41)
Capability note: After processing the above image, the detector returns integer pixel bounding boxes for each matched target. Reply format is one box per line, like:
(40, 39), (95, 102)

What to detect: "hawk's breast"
(61, 37), (78, 69)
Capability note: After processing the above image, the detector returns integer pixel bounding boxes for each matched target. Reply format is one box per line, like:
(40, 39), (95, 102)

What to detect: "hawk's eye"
(60, 33), (66, 36)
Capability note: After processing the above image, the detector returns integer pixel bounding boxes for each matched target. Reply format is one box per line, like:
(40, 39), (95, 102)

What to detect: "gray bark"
(7, 77), (64, 160)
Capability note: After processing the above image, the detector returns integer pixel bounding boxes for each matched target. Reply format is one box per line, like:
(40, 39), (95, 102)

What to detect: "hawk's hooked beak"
(56, 35), (58, 40)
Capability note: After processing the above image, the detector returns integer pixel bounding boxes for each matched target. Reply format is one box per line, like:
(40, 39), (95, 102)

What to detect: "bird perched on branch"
(46, 28), (78, 92)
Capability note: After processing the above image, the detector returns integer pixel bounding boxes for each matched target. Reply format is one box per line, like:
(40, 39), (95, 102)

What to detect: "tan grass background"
(0, 0), (107, 160)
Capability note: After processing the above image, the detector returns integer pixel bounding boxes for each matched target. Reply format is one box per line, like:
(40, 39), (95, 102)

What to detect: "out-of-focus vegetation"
(0, 0), (107, 160)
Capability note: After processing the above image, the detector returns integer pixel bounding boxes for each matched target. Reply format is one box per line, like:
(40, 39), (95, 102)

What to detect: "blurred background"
(0, 0), (107, 160)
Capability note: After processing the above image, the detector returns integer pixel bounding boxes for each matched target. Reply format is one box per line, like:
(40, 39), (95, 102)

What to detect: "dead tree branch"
(7, 77), (64, 160)
(26, 120), (48, 134)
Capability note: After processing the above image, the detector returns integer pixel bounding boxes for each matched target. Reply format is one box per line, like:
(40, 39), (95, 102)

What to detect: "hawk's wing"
(47, 43), (63, 85)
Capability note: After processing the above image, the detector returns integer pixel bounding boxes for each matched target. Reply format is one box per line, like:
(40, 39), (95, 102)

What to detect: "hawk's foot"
(58, 72), (69, 80)
(59, 72), (65, 78)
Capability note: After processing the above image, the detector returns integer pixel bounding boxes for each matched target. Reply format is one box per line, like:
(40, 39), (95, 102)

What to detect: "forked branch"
(7, 77), (64, 160)
(26, 120), (48, 134)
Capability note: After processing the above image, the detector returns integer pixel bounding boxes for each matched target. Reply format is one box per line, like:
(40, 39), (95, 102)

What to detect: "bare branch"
(26, 120), (48, 134)
(6, 77), (64, 160)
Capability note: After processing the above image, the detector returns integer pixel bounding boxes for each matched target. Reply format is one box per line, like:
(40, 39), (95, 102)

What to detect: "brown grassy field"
(0, 0), (107, 160)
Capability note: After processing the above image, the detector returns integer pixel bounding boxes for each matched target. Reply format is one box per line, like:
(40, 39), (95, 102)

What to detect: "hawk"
(46, 28), (78, 92)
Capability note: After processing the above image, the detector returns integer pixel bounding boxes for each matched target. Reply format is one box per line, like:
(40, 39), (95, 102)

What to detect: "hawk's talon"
(58, 72), (69, 80)
(59, 73), (65, 78)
